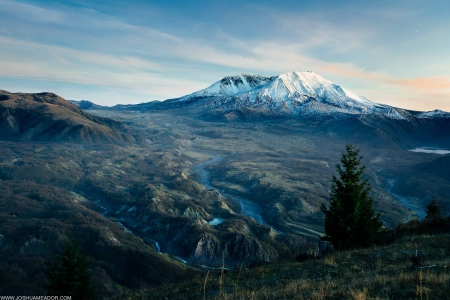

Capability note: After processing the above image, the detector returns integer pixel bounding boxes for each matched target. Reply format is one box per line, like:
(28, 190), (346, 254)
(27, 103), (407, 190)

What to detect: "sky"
(1, 0), (450, 111)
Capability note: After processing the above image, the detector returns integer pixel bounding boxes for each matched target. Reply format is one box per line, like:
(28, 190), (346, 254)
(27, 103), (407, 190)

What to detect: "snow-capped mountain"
(167, 71), (412, 119)
(417, 109), (450, 119)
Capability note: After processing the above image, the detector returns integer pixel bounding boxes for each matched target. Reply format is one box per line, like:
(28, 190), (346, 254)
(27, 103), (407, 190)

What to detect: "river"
(387, 179), (426, 220)
(192, 156), (266, 225)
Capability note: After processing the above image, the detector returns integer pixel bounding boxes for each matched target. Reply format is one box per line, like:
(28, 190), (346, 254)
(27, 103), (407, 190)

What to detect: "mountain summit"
(164, 71), (447, 120)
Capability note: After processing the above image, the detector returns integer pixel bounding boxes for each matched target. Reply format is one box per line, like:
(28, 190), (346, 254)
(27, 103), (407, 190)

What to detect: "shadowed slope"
(0, 90), (136, 144)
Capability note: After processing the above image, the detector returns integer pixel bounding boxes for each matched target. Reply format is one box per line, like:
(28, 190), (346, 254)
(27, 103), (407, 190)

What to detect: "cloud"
(0, 0), (65, 24)
(386, 76), (450, 91)
(1, 0), (449, 110)
(316, 62), (450, 110)
(374, 76), (450, 111)
(0, 36), (206, 102)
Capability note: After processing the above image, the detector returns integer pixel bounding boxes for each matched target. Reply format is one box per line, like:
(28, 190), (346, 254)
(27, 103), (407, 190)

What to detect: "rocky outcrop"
(188, 231), (277, 268)
(194, 233), (220, 261)
(19, 238), (47, 255)
(224, 234), (276, 265)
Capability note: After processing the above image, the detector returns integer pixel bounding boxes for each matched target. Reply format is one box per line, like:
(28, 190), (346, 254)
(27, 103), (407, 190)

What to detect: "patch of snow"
(181, 74), (274, 98)
(417, 109), (450, 119)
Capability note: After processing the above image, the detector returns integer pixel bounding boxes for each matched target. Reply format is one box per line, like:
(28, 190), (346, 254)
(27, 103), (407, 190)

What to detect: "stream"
(387, 179), (426, 220)
(192, 156), (266, 225)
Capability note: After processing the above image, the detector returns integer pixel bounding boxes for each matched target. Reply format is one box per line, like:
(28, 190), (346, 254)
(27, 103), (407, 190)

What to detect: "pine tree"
(425, 198), (443, 220)
(44, 239), (95, 299)
(321, 144), (383, 250)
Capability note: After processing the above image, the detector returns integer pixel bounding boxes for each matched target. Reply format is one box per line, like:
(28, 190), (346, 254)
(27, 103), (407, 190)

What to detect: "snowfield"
(168, 71), (449, 120)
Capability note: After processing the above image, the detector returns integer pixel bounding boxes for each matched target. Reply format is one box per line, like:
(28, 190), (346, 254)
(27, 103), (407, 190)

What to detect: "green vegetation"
(425, 197), (446, 221)
(321, 144), (383, 250)
(44, 239), (95, 299)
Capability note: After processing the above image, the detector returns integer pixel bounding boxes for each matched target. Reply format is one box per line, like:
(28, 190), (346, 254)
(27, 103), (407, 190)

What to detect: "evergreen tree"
(321, 144), (383, 250)
(425, 197), (443, 220)
(44, 239), (95, 299)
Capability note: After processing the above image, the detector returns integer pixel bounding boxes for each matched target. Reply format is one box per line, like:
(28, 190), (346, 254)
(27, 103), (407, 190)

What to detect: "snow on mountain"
(417, 109), (450, 119)
(186, 74), (275, 97)
(168, 71), (446, 120)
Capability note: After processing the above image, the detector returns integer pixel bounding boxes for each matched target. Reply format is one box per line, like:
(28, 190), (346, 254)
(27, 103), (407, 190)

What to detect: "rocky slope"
(0, 90), (136, 143)
(88, 172), (316, 269)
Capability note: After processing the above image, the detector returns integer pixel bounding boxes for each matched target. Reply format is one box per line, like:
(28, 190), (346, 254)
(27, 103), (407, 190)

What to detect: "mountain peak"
(165, 71), (448, 120)
(188, 74), (274, 98)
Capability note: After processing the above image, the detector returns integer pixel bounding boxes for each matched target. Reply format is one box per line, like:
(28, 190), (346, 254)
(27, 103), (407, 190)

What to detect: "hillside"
(421, 155), (450, 181)
(119, 222), (450, 299)
(0, 90), (136, 144)
(0, 180), (193, 297)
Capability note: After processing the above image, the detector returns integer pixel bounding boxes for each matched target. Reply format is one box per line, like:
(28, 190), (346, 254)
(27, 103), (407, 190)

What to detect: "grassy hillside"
(119, 222), (450, 299)
(0, 180), (194, 297)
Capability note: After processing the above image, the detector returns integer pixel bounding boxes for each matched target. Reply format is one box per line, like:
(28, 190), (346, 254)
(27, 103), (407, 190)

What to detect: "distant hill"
(0, 90), (136, 144)
(68, 99), (108, 110)
(421, 155), (450, 181)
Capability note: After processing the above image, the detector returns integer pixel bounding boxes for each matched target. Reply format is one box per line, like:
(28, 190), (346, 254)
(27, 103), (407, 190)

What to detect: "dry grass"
(127, 231), (450, 300)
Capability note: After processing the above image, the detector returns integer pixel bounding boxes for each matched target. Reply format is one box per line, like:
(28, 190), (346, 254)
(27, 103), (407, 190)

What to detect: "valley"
(1, 74), (450, 297)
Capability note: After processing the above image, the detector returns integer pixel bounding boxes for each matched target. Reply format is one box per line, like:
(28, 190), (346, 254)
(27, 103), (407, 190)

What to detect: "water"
(116, 222), (134, 235)
(387, 179), (426, 220)
(193, 156), (266, 225)
(208, 218), (224, 226)
(192, 156), (222, 189)
(409, 148), (450, 155)
(150, 239), (161, 253)
(175, 256), (188, 264)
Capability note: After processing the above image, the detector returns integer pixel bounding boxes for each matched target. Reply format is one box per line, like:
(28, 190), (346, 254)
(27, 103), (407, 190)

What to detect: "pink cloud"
(385, 76), (450, 91)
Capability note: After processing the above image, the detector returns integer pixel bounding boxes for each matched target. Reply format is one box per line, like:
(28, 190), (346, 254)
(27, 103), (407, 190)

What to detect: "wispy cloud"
(386, 76), (450, 91)
(0, 0), (449, 110)
(0, 36), (206, 103)
(0, 0), (65, 24)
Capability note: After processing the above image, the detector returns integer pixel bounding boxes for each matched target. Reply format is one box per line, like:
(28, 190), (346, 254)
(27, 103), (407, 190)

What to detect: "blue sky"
(1, 0), (449, 110)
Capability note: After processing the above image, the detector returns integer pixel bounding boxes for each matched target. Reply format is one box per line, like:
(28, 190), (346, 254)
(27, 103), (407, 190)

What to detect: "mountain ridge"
(71, 71), (449, 121)
(162, 71), (449, 120)
(0, 90), (137, 144)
